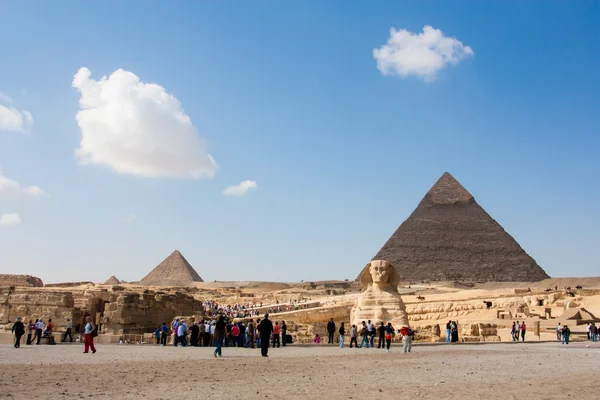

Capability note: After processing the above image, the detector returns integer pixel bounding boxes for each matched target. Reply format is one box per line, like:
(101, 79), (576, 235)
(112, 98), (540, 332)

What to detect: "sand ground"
(1, 341), (599, 399)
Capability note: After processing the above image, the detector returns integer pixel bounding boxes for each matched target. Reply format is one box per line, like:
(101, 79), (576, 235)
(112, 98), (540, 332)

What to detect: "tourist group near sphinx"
(2, 173), (599, 351)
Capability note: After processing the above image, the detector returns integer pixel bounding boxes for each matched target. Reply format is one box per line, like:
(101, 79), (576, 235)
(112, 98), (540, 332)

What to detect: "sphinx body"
(350, 260), (409, 327)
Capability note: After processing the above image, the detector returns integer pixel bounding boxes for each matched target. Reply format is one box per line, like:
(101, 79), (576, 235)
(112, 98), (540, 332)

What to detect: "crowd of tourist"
(201, 299), (315, 319)
(160, 313), (287, 357)
(10, 312), (599, 354)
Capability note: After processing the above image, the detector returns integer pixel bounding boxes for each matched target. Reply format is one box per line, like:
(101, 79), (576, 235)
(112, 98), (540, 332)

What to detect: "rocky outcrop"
(0, 274), (43, 287)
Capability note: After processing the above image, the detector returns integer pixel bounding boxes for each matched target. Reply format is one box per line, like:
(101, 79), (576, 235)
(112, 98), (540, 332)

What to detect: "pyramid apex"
(425, 172), (473, 205)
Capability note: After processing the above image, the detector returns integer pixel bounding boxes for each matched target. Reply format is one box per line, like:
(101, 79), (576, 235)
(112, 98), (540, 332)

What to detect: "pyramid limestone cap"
(425, 172), (473, 205)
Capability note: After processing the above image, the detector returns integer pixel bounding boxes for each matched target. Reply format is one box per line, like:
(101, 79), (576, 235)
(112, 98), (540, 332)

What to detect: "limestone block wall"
(101, 291), (205, 334)
(0, 274), (44, 287)
(0, 287), (80, 331)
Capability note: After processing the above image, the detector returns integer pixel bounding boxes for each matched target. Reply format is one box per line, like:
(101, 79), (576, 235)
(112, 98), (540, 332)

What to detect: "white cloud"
(72, 67), (218, 178)
(0, 212), (21, 227)
(223, 180), (257, 197)
(0, 92), (33, 134)
(0, 170), (49, 198)
(120, 213), (136, 223)
(373, 25), (474, 81)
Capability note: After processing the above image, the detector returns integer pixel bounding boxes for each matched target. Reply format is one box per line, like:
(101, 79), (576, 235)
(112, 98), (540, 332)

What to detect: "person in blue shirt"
(154, 326), (161, 345)
(161, 323), (168, 346)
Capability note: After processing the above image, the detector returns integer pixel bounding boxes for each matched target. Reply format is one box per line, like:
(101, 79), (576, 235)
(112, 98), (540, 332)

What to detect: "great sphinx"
(350, 260), (409, 327)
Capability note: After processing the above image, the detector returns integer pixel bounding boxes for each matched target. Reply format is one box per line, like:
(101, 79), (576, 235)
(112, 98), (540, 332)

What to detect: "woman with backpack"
(83, 316), (97, 354)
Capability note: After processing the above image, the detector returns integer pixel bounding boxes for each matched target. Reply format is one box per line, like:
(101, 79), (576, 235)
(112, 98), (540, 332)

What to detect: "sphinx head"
(360, 260), (400, 289)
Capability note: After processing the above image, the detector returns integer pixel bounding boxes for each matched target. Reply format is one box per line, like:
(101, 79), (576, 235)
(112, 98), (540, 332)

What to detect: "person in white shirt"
(587, 323), (591, 340)
(556, 323), (563, 341)
(210, 322), (216, 346)
(35, 319), (44, 345)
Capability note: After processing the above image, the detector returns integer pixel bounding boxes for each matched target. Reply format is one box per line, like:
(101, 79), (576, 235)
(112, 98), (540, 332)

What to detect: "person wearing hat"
(257, 313), (274, 357)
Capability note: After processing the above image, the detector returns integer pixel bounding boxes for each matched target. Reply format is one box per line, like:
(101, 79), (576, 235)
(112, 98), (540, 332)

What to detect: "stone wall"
(0, 287), (80, 331)
(101, 291), (205, 334)
(0, 274), (43, 287)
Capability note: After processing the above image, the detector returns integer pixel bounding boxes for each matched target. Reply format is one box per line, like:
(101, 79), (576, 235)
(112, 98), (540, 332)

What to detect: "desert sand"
(1, 342), (599, 400)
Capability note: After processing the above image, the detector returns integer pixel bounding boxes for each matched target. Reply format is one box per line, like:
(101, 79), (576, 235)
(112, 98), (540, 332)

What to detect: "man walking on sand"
(258, 313), (274, 357)
(327, 318), (335, 344)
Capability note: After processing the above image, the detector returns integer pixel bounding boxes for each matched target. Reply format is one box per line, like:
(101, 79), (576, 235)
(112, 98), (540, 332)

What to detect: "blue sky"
(0, 1), (598, 283)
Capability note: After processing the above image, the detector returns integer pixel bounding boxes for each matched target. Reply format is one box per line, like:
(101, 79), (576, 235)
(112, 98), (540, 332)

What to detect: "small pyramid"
(104, 275), (121, 285)
(141, 250), (204, 283)
(371, 172), (549, 282)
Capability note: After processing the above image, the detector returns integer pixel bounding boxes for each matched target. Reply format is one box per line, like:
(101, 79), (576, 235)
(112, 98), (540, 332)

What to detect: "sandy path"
(1, 342), (599, 399)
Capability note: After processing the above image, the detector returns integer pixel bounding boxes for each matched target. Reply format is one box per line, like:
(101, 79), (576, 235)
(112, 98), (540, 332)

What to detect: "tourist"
(177, 319), (188, 347)
(446, 320), (452, 343)
(210, 315), (216, 347)
(238, 321), (246, 347)
(562, 325), (571, 345)
(256, 318), (262, 348)
(515, 321), (521, 341)
(154, 326), (161, 345)
(204, 320), (211, 347)
(281, 320), (287, 347)
(213, 315), (226, 358)
(586, 323), (591, 340)
(521, 321), (526, 342)
(326, 318), (335, 344)
(35, 318), (44, 345)
(11, 317), (25, 348)
(556, 322), (562, 341)
(62, 319), (73, 343)
(197, 320), (205, 347)
(246, 319), (255, 348)
(258, 313), (274, 357)
(384, 322), (395, 352)
(172, 318), (180, 347)
(83, 316), (97, 354)
(190, 321), (199, 347)
(400, 325), (414, 353)
(161, 322), (168, 346)
(350, 324), (358, 348)
(590, 323), (597, 342)
(26, 320), (34, 345)
(511, 322), (517, 341)
(339, 322), (345, 348)
(359, 321), (369, 348)
(377, 322), (385, 349)
(231, 321), (240, 347)
(313, 334), (321, 344)
(272, 321), (281, 348)
(450, 321), (459, 343)
(368, 320), (375, 347)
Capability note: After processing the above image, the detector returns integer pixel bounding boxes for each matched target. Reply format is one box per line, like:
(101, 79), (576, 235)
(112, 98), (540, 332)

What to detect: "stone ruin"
(351, 260), (409, 327)
(0, 274), (43, 287)
(0, 284), (205, 343)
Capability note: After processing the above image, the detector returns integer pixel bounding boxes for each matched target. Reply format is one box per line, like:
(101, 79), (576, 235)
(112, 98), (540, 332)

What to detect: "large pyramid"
(141, 250), (204, 283)
(372, 172), (549, 282)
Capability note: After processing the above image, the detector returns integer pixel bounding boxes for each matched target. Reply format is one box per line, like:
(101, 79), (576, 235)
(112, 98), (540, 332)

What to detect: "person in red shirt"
(231, 323), (240, 347)
(521, 322), (527, 341)
(272, 321), (281, 348)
